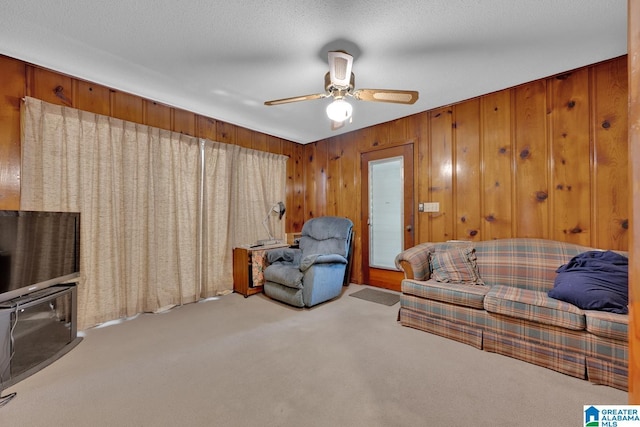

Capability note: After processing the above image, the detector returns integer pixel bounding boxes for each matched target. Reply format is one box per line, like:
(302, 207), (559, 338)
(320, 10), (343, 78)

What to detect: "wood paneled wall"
(0, 55), (306, 235)
(0, 54), (630, 288)
(305, 55), (629, 284)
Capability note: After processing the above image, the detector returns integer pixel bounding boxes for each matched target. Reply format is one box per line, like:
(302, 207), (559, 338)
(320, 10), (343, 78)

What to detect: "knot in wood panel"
(54, 85), (72, 106)
(535, 191), (548, 201)
(564, 226), (583, 234)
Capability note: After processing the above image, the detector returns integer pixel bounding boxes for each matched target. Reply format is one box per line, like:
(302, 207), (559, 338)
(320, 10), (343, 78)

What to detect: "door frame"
(360, 144), (414, 291)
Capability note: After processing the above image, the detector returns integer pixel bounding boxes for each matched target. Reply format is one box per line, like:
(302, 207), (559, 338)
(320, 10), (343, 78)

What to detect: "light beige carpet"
(0, 284), (627, 426)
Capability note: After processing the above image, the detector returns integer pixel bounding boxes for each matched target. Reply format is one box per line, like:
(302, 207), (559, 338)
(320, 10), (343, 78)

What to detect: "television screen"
(0, 210), (80, 304)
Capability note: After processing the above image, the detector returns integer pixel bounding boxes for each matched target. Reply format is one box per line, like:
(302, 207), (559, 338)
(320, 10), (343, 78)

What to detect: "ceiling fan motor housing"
(324, 72), (355, 94)
(328, 51), (353, 88)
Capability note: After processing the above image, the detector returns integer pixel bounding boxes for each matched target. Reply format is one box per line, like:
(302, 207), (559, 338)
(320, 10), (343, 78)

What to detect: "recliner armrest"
(300, 253), (347, 271)
(266, 247), (302, 264)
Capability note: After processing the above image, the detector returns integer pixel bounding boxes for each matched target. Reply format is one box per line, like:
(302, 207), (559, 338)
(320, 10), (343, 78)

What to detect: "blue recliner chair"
(263, 216), (353, 307)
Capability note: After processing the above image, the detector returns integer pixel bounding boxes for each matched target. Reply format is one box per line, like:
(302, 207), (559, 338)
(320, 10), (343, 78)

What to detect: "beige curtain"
(21, 97), (286, 329)
(19, 98), (286, 330)
(200, 142), (287, 297)
(21, 98), (200, 328)
(232, 146), (287, 245)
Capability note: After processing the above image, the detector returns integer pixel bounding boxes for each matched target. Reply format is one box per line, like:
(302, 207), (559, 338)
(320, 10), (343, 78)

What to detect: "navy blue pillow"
(548, 250), (628, 314)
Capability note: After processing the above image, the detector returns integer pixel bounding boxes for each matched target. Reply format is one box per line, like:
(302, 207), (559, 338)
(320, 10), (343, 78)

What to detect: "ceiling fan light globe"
(326, 99), (353, 122)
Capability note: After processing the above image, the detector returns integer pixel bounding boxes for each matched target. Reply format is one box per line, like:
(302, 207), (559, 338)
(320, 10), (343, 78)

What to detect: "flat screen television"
(0, 210), (80, 304)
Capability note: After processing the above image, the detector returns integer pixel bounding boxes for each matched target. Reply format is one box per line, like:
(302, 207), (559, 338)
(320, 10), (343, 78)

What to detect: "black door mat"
(349, 288), (400, 306)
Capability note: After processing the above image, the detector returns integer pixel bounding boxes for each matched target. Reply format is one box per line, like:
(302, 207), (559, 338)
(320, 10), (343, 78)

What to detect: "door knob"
(406, 225), (412, 232)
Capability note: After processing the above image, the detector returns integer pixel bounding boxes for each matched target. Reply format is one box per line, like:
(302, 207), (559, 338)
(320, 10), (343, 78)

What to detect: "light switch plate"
(424, 202), (440, 212)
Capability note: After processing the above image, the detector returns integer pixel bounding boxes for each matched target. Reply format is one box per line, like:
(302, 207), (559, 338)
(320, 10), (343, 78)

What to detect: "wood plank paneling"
(216, 121), (237, 144)
(592, 57), (629, 250)
(303, 142), (319, 219)
(251, 132), (267, 151)
(0, 56), (25, 210)
(173, 109), (195, 136)
(281, 141), (304, 233)
(145, 100), (171, 129)
(481, 91), (513, 239)
(340, 134), (362, 283)
(454, 99), (481, 241)
(358, 123), (390, 152)
(234, 127), (253, 148)
(514, 80), (549, 238)
(265, 135), (282, 155)
(313, 141), (328, 219)
(549, 69), (591, 245)
(28, 66), (73, 107)
(410, 112), (430, 243)
(196, 115), (217, 141)
(74, 80), (110, 115)
(111, 90), (143, 123)
(429, 107), (454, 241)
(388, 118), (408, 142)
(326, 135), (343, 217)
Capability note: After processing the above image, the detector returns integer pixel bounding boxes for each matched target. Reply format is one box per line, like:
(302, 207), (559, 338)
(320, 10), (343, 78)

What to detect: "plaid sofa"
(395, 238), (628, 391)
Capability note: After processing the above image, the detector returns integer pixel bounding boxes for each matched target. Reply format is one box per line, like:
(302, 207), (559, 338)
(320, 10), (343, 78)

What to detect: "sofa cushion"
(402, 279), (489, 309)
(263, 264), (304, 289)
(584, 310), (628, 342)
(430, 246), (484, 285)
(484, 285), (585, 330)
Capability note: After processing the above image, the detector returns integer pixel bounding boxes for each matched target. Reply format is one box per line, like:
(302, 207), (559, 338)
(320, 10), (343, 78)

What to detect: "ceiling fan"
(264, 51), (419, 130)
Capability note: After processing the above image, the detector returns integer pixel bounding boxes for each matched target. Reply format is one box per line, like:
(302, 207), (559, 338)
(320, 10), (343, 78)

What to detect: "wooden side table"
(232, 244), (288, 297)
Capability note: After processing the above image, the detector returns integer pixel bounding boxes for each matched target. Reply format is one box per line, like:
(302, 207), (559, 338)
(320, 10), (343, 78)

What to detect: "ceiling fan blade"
(352, 89), (419, 105)
(264, 93), (327, 106)
(328, 51), (353, 88)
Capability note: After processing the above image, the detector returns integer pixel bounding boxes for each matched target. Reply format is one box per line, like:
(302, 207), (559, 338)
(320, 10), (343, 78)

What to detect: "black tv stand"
(0, 284), (81, 391)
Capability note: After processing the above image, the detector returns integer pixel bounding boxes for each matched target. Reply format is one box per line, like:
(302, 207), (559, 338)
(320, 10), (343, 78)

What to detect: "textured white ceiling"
(0, 0), (628, 144)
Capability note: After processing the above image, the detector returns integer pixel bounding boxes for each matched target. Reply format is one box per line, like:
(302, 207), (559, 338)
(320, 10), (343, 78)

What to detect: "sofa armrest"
(395, 243), (434, 281)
